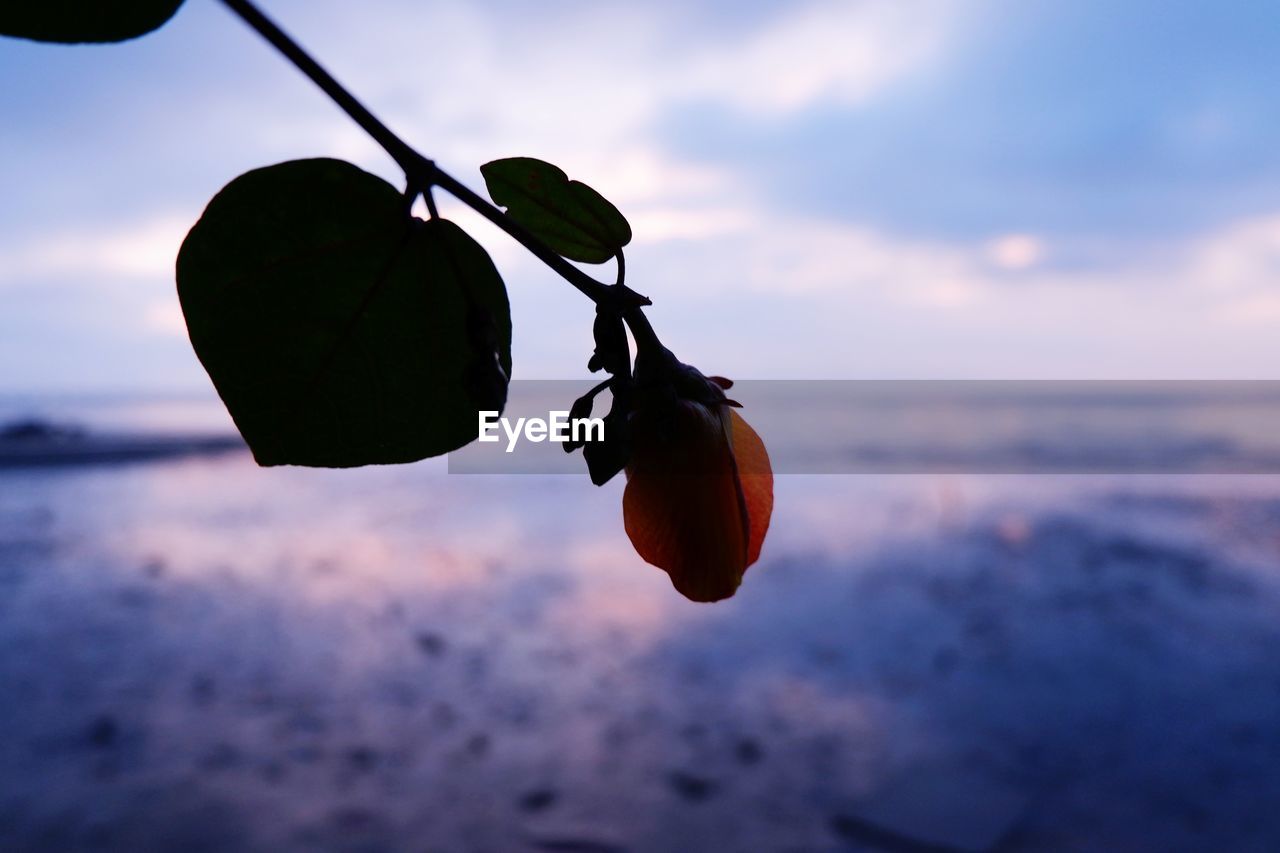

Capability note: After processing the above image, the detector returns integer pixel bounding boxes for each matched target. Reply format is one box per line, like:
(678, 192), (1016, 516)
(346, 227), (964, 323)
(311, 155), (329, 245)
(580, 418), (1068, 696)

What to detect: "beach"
(2, 423), (1279, 851)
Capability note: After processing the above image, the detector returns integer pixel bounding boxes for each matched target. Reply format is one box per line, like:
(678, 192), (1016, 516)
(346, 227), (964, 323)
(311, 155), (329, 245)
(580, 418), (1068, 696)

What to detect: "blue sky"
(3, 0), (1280, 391)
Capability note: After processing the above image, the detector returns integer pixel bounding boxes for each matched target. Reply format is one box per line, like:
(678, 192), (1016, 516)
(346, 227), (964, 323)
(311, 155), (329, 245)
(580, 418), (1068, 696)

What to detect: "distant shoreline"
(0, 418), (245, 469)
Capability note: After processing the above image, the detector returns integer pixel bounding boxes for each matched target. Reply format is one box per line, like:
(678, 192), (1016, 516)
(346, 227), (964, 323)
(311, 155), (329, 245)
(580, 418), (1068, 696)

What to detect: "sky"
(3, 0), (1280, 392)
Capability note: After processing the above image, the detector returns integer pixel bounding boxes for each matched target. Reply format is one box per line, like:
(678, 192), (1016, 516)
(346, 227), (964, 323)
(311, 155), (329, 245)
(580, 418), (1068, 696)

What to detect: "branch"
(217, 0), (649, 311)
(219, 0), (419, 175)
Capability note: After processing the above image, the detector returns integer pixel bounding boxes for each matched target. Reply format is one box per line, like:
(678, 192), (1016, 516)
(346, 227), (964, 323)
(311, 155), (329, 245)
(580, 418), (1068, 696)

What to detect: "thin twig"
(217, 0), (651, 312)
(219, 0), (421, 176)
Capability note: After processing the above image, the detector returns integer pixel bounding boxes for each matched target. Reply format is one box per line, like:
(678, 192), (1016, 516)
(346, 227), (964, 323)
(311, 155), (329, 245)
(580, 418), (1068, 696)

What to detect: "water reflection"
(2, 455), (1279, 850)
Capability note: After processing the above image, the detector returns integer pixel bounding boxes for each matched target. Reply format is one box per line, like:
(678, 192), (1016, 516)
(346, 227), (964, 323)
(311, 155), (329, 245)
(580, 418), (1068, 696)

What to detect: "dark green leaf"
(177, 158), (512, 468)
(481, 157), (631, 264)
(0, 1), (185, 44)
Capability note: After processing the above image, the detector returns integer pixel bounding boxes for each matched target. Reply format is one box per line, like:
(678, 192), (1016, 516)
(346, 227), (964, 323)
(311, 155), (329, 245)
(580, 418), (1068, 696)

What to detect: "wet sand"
(2, 456), (1279, 851)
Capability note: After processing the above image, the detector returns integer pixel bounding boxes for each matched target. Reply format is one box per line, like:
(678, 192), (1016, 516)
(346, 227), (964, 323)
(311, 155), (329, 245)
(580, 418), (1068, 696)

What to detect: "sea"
(1, 388), (1279, 851)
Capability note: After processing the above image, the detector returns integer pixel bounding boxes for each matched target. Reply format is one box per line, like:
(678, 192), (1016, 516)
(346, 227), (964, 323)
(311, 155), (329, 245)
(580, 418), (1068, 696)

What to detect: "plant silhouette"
(0, 0), (774, 602)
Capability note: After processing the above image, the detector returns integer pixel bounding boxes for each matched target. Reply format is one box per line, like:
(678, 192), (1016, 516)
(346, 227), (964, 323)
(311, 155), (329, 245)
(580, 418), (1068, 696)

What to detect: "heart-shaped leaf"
(481, 157), (631, 264)
(177, 158), (512, 468)
(0, 1), (185, 43)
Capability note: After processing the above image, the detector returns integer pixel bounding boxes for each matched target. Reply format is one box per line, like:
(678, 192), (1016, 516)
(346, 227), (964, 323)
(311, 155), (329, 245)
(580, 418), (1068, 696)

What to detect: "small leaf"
(0, 1), (185, 44)
(562, 392), (596, 453)
(177, 158), (512, 468)
(583, 389), (632, 485)
(588, 306), (630, 375)
(481, 157), (631, 264)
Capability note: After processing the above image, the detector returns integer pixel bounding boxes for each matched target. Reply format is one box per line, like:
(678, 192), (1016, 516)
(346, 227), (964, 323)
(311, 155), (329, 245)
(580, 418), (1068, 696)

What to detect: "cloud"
(659, 0), (1280, 243)
(0, 216), (189, 286)
(671, 0), (957, 117)
(142, 300), (191, 338)
(985, 235), (1044, 272)
(1188, 216), (1280, 295)
(211, 0), (959, 214)
(624, 205), (1280, 378)
(4, 0), (1280, 390)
